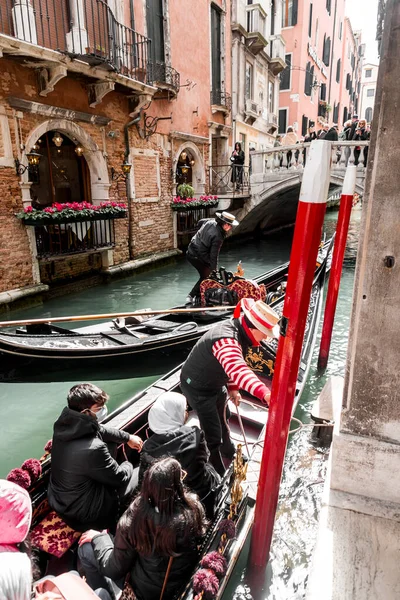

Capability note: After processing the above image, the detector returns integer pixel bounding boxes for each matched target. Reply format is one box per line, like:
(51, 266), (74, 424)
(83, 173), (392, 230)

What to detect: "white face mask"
(94, 405), (108, 422)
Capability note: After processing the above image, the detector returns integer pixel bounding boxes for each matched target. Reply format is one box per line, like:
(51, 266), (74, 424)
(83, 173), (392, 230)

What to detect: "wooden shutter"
(302, 115), (308, 136)
(146, 0), (165, 64)
(211, 6), (222, 94)
(278, 109), (287, 134)
(292, 0), (298, 26)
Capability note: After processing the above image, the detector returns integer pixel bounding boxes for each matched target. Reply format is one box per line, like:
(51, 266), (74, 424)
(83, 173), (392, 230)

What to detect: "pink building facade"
(278, 0), (362, 137)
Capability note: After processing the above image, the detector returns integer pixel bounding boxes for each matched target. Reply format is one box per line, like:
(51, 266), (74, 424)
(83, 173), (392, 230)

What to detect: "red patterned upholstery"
(200, 278), (266, 307)
(31, 510), (81, 558)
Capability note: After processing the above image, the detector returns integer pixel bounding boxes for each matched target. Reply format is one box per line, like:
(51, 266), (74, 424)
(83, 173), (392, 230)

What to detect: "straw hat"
(233, 298), (280, 338)
(215, 211), (239, 227)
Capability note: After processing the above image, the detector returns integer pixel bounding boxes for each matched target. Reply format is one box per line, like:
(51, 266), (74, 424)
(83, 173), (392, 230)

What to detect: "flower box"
(170, 195), (219, 211)
(16, 202), (127, 226)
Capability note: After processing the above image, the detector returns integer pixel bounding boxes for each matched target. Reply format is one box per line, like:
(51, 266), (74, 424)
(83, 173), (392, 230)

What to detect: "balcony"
(245, 4), (268, 55)
(0, 0), (153, 96)
(245, 98), (259, 124)
(269, 34), (286, 75)
(211, 90), (232, 114)
(148, 62), (180, 97)
(33, 217), (117, 259)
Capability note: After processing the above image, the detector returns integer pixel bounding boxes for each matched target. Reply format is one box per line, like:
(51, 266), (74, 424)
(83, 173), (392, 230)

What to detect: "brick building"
(0, 0), (232, 301)
(278, 0), (363, 137)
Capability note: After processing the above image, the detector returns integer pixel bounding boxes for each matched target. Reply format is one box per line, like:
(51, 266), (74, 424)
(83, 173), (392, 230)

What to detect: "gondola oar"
(0, 305), (237, 329)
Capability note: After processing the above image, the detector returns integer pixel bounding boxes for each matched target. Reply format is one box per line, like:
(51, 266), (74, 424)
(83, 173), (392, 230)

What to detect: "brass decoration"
(245, 347), (275, 376)
(234, 261), (245, 278)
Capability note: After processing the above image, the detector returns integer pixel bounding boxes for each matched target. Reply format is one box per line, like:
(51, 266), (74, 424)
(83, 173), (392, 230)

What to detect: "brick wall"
(39, 252), (103, 285)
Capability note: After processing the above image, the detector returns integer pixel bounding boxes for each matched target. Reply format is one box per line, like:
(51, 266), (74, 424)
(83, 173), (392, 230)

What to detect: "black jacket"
(324, 127), (339, 141)
(187, 219), (225, 270)
(139, 425), (220, 502)
(91, 511), (201, 600)
(48, 407), (132, 531)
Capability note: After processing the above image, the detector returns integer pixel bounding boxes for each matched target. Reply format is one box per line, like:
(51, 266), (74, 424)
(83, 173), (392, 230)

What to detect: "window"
(339, 21), (342, 40)
(211, 6), (222, 95)
(245, 63), (253, 100)
(315, 18), (319, 47)
(365, 68), (372, 77)
(268, 81), (275, 113)
(343, 106), (348, 124)
(278, 109), (288, 134)
(308, 4), (313, 38)
(282, 0), (298, 27)
(333, 102), (339, 123)
(336, 59), (341, 83)
(346, 73), (351, 90)
(326, 0), (331, 14)
(146, 0), (165, 64)
(304, 61), (312, 96)
(302, 115), (308, 136)
(280, 54), (292, 90)
(320, 82), (326, 101)
(367, 88), (375, 97)
(365, 107), (373, 122)
(323, 36), (331, 66)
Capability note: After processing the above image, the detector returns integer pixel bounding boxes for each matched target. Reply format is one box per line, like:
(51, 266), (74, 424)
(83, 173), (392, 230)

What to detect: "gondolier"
(186, 211), (239, 304)
(180, 298), (280, 475)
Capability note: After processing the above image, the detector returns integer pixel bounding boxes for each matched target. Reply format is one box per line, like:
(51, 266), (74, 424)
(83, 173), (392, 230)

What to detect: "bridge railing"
(209, 165), (251, 196)
(251, 141), (370, 177)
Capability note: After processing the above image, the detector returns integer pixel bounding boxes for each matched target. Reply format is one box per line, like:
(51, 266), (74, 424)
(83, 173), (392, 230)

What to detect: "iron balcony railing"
(0, 0), (149, 83)
(210, 90), (232, 111)
(34, 218), (116, 258)
(209, 165), (251, 196)
(148, 61), (180, 93)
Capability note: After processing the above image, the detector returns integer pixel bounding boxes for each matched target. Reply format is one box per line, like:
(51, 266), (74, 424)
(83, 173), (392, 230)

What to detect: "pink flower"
(44, 207), (54, 213)
(24, 206), (33, 213)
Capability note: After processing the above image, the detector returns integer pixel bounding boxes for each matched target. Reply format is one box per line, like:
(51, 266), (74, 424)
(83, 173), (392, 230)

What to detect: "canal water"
(0, 207), (361, 598)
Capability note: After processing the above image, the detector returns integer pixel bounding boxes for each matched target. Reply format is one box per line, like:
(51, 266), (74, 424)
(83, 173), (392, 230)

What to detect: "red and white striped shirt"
(212, 333), (269, 402)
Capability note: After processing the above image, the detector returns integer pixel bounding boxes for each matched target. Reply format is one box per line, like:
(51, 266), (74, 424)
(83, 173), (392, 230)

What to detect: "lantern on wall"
(180, 151), (187, 162)
(74, 144), (84, 156)
(52, 132), (63, 147)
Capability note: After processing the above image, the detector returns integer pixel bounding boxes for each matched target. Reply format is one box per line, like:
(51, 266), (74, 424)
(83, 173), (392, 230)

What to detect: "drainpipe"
(327, 0), (338, 110)
(124, 115), (141, 260)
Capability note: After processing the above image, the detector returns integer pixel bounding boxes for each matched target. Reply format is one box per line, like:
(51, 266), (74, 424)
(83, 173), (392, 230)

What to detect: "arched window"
(365, 107), (373, 122)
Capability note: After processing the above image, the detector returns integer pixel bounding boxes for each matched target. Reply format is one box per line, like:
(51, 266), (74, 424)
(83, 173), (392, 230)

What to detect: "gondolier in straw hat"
(185, 211), (239, 305)
(180, 298), (280, 476)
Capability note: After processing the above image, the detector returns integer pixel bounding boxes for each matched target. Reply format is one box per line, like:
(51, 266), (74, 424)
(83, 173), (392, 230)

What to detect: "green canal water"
(0, 207), (362, 599)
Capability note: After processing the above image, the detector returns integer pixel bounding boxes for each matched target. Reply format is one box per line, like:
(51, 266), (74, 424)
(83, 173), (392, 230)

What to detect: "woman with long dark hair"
(79, 457), (207, 600)
(230, 142), (245, 189)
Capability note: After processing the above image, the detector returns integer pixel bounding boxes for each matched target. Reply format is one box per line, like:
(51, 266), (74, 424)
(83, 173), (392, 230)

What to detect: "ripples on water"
(0, 208), (361, 599)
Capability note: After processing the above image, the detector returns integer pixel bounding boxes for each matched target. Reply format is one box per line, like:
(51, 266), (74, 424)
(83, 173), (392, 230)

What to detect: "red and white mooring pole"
(318, 165), (357, 369)
(249, 140), (332, 569)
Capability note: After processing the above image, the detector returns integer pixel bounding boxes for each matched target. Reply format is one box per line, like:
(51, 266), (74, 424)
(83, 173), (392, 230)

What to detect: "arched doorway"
(30, 131), (91, 208)
(173, 142), (205, 195)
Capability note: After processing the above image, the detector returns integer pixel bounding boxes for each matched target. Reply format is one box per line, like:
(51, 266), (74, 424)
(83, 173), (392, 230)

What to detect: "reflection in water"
(0, 208), (361, 599)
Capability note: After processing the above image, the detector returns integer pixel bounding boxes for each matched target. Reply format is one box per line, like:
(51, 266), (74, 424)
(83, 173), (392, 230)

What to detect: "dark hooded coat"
(48, 407), (133, 531)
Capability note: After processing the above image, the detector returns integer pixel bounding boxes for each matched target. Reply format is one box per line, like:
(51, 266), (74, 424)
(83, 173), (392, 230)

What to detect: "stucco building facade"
(359, 62), (379, 124)
(231, 0), (286, 163)
(0, 0), (232, 301)
(278, 0), (363, 136)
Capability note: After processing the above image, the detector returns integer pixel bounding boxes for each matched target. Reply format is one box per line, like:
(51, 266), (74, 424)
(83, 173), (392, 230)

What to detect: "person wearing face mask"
(139, 392), (221, 517)
(48, 383), (143, 533)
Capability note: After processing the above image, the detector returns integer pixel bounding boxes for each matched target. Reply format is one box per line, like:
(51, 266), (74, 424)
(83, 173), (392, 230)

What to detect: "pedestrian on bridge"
(180, 298), (280, 475)
(230, 142), (245, 190)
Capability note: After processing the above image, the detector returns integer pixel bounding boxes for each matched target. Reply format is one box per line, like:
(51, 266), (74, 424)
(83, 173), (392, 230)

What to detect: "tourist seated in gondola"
(139, 392), (221, 517)
(0, 479), (38, 600)
(47, 383), (143, 532)
(78, 457), (207, 600)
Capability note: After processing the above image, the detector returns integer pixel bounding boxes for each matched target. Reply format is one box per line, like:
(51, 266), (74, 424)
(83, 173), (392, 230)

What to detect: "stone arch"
(20, 119), (110, 205)
(172, 141), (205, 195)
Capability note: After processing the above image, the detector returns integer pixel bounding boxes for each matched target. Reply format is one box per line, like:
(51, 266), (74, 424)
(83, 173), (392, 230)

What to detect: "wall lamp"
(15, 151), (41, 176)
(111, 161), (132, 181)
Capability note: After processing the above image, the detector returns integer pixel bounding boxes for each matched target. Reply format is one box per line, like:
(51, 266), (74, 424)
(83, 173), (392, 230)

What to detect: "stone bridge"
(217, 141), (369, 236)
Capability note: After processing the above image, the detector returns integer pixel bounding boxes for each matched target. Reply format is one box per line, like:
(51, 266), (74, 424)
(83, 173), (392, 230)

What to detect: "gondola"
(15, 249), (328, 600)
(0, 241), (331, 378)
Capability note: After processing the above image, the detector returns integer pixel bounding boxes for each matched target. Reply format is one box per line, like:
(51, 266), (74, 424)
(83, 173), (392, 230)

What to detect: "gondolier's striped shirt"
(212, 322), (269, 402)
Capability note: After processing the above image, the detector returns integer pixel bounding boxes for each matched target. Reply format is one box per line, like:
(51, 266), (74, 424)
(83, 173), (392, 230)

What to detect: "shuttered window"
(280, 54), (292, 90)
(336, 59), (341, 83)
(211, 6), (222, 95)
(278, 109), (288, 134)
(308, 4), (313, 38)
(302, 115), (308, 136)
(323, 36), (331, 66)
(146, 0), (165, 64)
(304, 61), (312, 96)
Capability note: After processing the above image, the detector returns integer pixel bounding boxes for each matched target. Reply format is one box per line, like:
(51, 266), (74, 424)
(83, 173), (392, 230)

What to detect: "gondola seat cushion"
(200, 277), (266, 307)
(31, 510), (81, 558)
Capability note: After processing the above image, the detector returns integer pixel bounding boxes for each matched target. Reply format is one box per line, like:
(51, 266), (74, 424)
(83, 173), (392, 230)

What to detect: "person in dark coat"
(47, 383), (143, 532)
(139, 392), (221, 517)
(348, 114), (359, 140)
(78, 457), (207, 600)
(230, 141), (245, 188)
(180, 298), (280, 475)
(352, 118), (369, 166)
(324, 124), (339, 141)
(186, 211), (239, 303)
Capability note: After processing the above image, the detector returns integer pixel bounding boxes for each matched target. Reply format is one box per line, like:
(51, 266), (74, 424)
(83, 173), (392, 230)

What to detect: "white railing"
(251, 141), (370, 176)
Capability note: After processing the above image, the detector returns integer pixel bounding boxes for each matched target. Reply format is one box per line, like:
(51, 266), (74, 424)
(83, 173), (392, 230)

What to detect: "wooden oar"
(0, 305), (237, 329)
